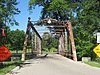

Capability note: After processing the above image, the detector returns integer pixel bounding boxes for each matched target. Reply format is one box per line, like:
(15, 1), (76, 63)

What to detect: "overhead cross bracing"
(32, 18), (67, 36)
(47, 26), (66, 33)
(33, 18), (67, 26)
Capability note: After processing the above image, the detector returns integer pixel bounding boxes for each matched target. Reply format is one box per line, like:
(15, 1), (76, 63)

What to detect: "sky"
(11, 0), (50, 35)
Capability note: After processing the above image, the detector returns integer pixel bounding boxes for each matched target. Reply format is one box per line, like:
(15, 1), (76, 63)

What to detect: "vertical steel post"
(58, 35), (61, 54)
(64, 28), (68, 51)
(61, 33), (64, 52)
(34, 32), (37, 55)
(59, 33), (65, 55)
(37, 37), (39, 56)
(31, 30), (34, 54)
(38, 38), (42, 55)
(21, 18), (31, 61)
(66, 21), (77, 61)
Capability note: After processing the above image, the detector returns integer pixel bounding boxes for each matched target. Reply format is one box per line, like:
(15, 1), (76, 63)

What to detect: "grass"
(0, 61), (23, 75)
(84, 61), (100, 68)
(10, 50), (22, 53)
(42, 51), (58, 54)
(10, 49), (32, 53)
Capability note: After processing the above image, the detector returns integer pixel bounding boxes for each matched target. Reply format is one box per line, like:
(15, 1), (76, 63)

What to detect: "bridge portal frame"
(22, 17), (77, 61)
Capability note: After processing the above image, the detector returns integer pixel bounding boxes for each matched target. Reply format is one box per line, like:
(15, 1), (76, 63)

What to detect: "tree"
(73, 0), (100, 59)
(29, 0), (73, 20)
(7, 29), (25, 51)
(0, 0), (20, 26)
(0, 0), (20, 47)
(42, 32), (58, 51)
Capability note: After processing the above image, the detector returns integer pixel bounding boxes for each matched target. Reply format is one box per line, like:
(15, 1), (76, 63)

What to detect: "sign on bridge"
(93, 44), (100, 57)
(0, 46), (11, 61)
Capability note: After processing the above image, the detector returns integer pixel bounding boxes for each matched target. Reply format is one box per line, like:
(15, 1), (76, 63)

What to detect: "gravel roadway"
(6, 54), (100, 75)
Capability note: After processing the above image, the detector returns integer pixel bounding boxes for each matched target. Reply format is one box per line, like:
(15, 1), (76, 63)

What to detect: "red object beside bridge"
(0, 46), (11, 61)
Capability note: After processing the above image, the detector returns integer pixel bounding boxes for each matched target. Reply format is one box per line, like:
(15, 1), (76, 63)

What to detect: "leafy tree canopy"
(7, 29), (25, 50)
(42, 32), (59, 51)
(0, 0), (20, 26)
(29, 0), (75, 20)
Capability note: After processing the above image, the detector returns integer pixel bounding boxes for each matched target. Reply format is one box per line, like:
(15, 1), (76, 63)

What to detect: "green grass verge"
(0, 64), (15, 75)
(0, 61), (23, 75)
(84, 61), (100, 68)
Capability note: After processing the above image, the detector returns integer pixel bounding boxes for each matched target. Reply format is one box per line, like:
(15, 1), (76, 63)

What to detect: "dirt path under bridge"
(6, 54), (100, 75)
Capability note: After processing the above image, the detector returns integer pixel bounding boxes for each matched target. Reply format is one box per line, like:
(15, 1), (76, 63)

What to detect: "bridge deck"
(6, 54), (100, 75)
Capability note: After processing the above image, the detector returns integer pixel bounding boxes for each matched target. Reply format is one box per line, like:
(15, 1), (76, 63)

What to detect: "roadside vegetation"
(83, 57), (100, 68)
(0, 61), (23, 75)
(84, 61), (100, 68)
